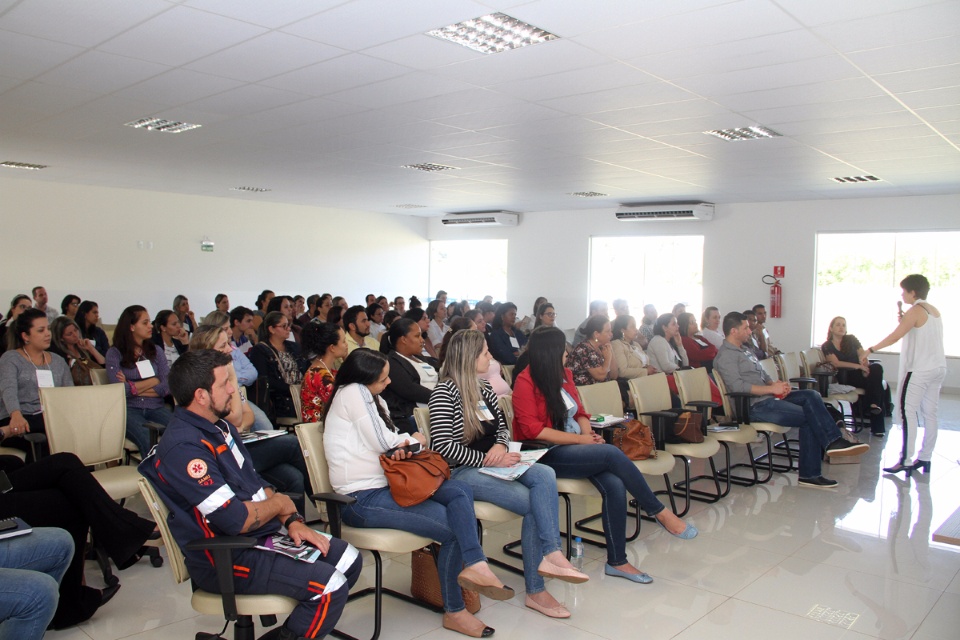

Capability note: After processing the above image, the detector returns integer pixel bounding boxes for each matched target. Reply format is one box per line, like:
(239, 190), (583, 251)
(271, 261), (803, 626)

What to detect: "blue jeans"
(749, 389), (841, 478)
(246, 434), (308, 513)
(125, 405), (172, 455)
(342, 481), (485, 612)
(539, 444), (664, 567)
(0, 527), (74, 640)
(451, 463), (561, 594)
(248, 401), (274, 432)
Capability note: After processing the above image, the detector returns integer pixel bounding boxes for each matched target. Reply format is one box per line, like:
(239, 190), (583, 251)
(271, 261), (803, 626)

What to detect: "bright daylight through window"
(429, 240), (508, 303)
(589, 236), (704, 319)
(814, 231), (960, 356)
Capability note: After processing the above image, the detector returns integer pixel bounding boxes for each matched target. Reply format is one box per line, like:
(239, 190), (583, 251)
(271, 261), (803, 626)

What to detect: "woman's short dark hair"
(380, 318), (418, 354)
(526, 326), (568, 431)
(153, 309), (177, 336)
(464, 309), (482, 325)
(403, 308), (426, 323)
(60, 294), (80, 315)
(77, 300), (98, 337)
(258, 311), (287, 342)
(900, 273), (930, 300)
(534, 302), (554, 328)
(653, 313), (675, 338)
(10, 308), (46, 350)
(677, 312), (696, 338)
(492, 302), (518, 330)
(426, 299), (442, 320)
(169, 349), (233, 408)
(327, 305), (344, 326)
(612, 315), (633, 340)
(6, 294), (30, 319)
(266, 296), (290, 314)
(301, 321), (342, 362)
(255, 290), (274, 311)
(383, 310), (400, 328)
(215, 293), (228, 306)
(583, 315), (609, 340)
(365, 303), (382, 321)
(114, 305), (156, 367)
(409, 296), (422, 310)
(321, 349), (389, 423)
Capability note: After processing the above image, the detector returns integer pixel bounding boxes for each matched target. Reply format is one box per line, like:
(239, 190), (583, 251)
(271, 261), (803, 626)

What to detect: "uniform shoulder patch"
(187, 458), (208, 479)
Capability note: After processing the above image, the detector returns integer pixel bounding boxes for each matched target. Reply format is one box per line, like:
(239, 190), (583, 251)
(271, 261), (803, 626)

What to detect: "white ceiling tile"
(509, 0), (732, 37)
(35, 51), (169, 93)
(112, 68), (245, 107)
(184, 85), (312, 117)
(0, 29), (85, 79)
(362, 34), (484, 70)
(98, 6), (268, 66)
(813, 2), (960, 53)
(0, 0), (170, 47)
(182, 0), (343, 29)
(714, 77), (888, 112)
(896, 86), (960, 110)
(538, 81), (695, 116)
(388, 89), (519, 122)
(673, 55), (864, 98)
(741, 95), (908, 125)
(875, 64), (960, 94)
(0, 74), (22, 93)
(185, 32), (345, 83)
(773, 0), (943, 27)
(260, 53), (410, 96)
(489, 62), (658, 102)
(845, 36), (960, 75)
(590, 100), (731, 128)
(326, 72), (476, 109)
(774, 111), (921, 136)
(914, 105), (960, 123)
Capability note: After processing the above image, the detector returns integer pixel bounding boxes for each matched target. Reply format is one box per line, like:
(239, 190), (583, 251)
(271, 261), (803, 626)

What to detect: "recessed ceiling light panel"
(401, 163), (459, 172)
(704, 126), (782, 141)
(832, 175), (881, 183)
(428, 13), (558, 54)
(230, 186), (271, 193)
(569, 191), (607, 198)
(124, 117), (201, 133)
(395, 204), (427, 209)
(1, 161), (48, 170)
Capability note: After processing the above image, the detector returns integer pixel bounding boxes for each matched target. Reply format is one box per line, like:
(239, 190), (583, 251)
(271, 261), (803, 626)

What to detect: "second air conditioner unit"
(615, 202), (714, 221)
(440, 211), (520, 227)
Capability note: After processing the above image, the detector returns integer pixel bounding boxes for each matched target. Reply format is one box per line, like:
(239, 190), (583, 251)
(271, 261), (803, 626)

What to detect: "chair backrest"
(413, 407), (431, 441)
(674, 367), (713, 407)
(801, 347), (824, 376)
(628, 373), (673, 428)
(712, 371), (735, 419)
(294, 422), (335, 496)
(500, 365), (514, 387)
(576, 380), (623, 417)
(777, 352), (805, 380)
(289, 383), (303, 421)
(40, 385), (127, 465)
(498, 395), (514, 436)
(759, 357), (781, 382)
(89, 368), (110, 385)
(138, 477), (190, 584)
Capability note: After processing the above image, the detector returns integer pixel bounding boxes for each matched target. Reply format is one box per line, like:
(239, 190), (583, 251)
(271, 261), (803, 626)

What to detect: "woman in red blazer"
(512, 327), (698, 584)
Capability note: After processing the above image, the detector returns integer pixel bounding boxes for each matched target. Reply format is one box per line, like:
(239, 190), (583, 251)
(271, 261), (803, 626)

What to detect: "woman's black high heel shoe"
(908, 460), (931, 474)
(882, 461), (912, 475)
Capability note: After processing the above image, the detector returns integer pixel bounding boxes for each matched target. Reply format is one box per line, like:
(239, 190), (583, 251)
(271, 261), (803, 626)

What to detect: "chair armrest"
(144, 421), (166, 448)
(684, 400), (719, 409)
(310, 492), (357, 507)
(723, 394), (759, 425)
(789, 377), (816, 385)
(638, 411), (678, 450)
(184, 536), (257, 622)
(683, 401), (719, 435)
(309, 492), (356, 538)
(725, 391), (760, 398)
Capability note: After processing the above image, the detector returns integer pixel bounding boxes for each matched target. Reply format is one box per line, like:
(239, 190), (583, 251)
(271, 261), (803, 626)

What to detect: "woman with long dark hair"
(647, 313), (689, 399)
(378, 318), (438, 434)
(430, 330), (587, 619)
(403, 308), (439, 360)
(322, 349), (513, 637)
(76, 300), (110, 357)
(487, 302), (526, 365)
(151, 309), (189, 368)
(0, 294), (32, 354)
(248, 311), (303, 421)
(60, 294), (81, 319)
(105, 305), (173, 455)
(426, 299), (449, 352)
(300, 321), (348, 423)
(512, 327), (697, 584)
(49, 316), (105, 386)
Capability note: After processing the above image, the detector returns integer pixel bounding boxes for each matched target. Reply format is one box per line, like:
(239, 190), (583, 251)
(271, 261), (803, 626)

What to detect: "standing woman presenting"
(866, 275), (945, 475)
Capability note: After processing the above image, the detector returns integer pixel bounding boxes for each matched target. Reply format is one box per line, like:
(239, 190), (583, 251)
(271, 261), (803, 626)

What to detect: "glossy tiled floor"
(48, 396), (960, 640)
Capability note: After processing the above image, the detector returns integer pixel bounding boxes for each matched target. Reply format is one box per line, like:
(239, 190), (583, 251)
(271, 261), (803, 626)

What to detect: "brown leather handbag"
(379, 450), (450, 507)
(411, 544), (481, 613)
(672, 411), (704, 444)
(611, 419), (657, 460)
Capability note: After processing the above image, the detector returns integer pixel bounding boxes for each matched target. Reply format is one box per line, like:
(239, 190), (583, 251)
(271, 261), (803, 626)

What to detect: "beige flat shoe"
(525, 595), (571, 619)
(537, 558), (589, 584)
(457, 568), (515, 601)
(442, 612), (494, 637)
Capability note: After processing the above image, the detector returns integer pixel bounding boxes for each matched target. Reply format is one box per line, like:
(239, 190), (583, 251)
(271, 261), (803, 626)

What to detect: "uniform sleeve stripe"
(197, 485), (236, 516)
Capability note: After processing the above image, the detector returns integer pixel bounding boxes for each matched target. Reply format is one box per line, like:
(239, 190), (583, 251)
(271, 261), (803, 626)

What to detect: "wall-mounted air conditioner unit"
(615, 202), (714, 221)
(440, 211), (520, 227)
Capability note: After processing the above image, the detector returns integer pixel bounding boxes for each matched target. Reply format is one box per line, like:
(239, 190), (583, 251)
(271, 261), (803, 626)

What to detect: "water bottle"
(571, 537), (584, 571)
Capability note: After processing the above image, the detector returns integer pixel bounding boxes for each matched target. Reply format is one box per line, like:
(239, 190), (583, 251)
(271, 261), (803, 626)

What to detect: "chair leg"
(754, 433), (798, 472)
(672, 451), (729, 504)
(479, 520), (525, 576)
(573, 495), (642, 543)
(653, 471), (687, 517)
(717, 433), (775, 486)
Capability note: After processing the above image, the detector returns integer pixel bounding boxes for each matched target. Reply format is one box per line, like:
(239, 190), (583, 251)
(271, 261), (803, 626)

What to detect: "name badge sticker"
(136, 360), (156, 378)
(36, 369), (55, 388)
(477, 401), (494, 421)
(509, 337), (520, 349)
(562, 391), (576, 411)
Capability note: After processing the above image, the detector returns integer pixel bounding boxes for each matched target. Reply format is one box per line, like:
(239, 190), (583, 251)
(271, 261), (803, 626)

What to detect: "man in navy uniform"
(140, 350), (360, 639)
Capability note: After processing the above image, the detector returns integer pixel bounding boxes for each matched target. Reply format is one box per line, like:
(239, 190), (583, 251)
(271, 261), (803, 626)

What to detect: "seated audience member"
(298, 294), (319, 327)
(229, 306), (258, 354)
(392, 296), (406, 314)
(151, 309), (189, 367)
(215, 293), (230, 314)
(141, 350), (361, 640)
(435, 290), (448, 306)
(742, 310), (767, 360)
(254, 289), (275, 321)
(678, 312), (718, 372)
(0, 295), (32, 355)
(315, 293), (333, 323)
(379, 318), (438, 434)
(366, 303), (386, 341)
(0, 526), (73, 637)
(32, 286), (59, 324)
(49, 316), (104, 386)
(426, 300), (449, 351)
(439, 317), (512, 398)
(77, 300), (110, 357)
(404, 308), (439, 360)
(572, 300), (608, 346)
(822, 316), (886, 436)
(568, 315), (619, 387)
(0, 309), (72, 458)
(700, 306), (724, 349)
(343, 305), (378, 353)
(481, 295), (494, 305)
(753, 303), (780, 355)
(189, 326), (309, 510)
(376, 296), (389, 314)
(612, 298), (630, 318)
(488, 302), (527, 365)
(1, 453), (157, 629)
(429, 330), (588, 618)
(647, 313), (689, 400)
(201, 311), (269, 431)
(327, 304), (344, 328)
(517, 296), (548, 335)
(533, 302), (556, 329)
(714, 311), (868, 487)
(248, 311), (303, 422)
(512, 326), (697, 585)
(638, 303), (658, 345)
(60, 294), (81, 320)
(322, 348), (511, 637)
(474, 302), (495, 338)
(332, 295), (348, 312)
(380, 310), (400, 342)
(464, 308), (484, 332)
(172, 294), (197, 336)
(364, 293), (376, 306)
(672, 303), (686, 317)
(106, 305), (174, 455)
(300, 321), (348, 423)
(293, 295), (306, 322)
(200, 310), (229, 329)
(611, 315), (657, 382)
(267, 295), (300, 344)
(438, 317), (475, 365)
(408, 295), (423, 310)
(446, 302), (459, 322)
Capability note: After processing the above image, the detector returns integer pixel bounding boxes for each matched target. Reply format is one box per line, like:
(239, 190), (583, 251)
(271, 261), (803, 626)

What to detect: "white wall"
(427, 193), (960, 392)
(0, 178), (430, 322)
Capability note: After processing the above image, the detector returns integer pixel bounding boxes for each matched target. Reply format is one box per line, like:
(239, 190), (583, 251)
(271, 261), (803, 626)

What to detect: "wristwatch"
(283, 513), (305, 528)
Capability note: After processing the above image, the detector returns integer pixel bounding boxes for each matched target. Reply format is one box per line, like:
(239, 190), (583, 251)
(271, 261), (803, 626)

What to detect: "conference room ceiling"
(1, 0), (958, 217)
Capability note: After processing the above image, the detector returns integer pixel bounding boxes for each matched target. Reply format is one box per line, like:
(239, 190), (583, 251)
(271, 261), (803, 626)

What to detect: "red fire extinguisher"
(763, 274), (782, 318)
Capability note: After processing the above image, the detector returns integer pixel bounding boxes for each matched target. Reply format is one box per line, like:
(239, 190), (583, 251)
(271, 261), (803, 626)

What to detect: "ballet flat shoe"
(456, 570), (515, 601)
(604, 564), (653, 584)
(525, 595), (571, 619)
(537, 558), (589, 584)
(442, 612), (494, 638)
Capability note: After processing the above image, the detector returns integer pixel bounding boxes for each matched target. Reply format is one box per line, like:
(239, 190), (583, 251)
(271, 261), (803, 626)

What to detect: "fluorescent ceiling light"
(833, 175), (881, 183)
(395, 204), (427, 209)
(704, 126), (782, 141)
(1, 161), (48, 170)
(124, 118), (202, 133)
(428, 13), (558, 55)
(569, 191), (607, 197)
(401, 163), (459, 172)
(230, 186), (271, 192)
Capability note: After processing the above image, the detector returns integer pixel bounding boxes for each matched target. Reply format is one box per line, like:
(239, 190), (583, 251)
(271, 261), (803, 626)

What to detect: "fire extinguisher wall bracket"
(762, 274), (782, 318)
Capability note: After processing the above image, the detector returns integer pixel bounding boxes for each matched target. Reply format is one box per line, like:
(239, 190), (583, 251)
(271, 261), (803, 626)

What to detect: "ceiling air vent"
(441, 211), (519, 227)
(615, 202), (714, 222)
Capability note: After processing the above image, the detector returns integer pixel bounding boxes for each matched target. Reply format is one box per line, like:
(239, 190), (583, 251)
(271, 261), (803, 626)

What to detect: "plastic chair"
(500, 365), (514, 387)
(89, 368), (110, 385)
(138, 478), (296, 640)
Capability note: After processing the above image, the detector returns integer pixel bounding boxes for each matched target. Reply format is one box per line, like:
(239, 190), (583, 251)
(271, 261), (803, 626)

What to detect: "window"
(814, 231), (960, 356)
(589, 235), (704, 319)
(429, 239), (508, 303)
